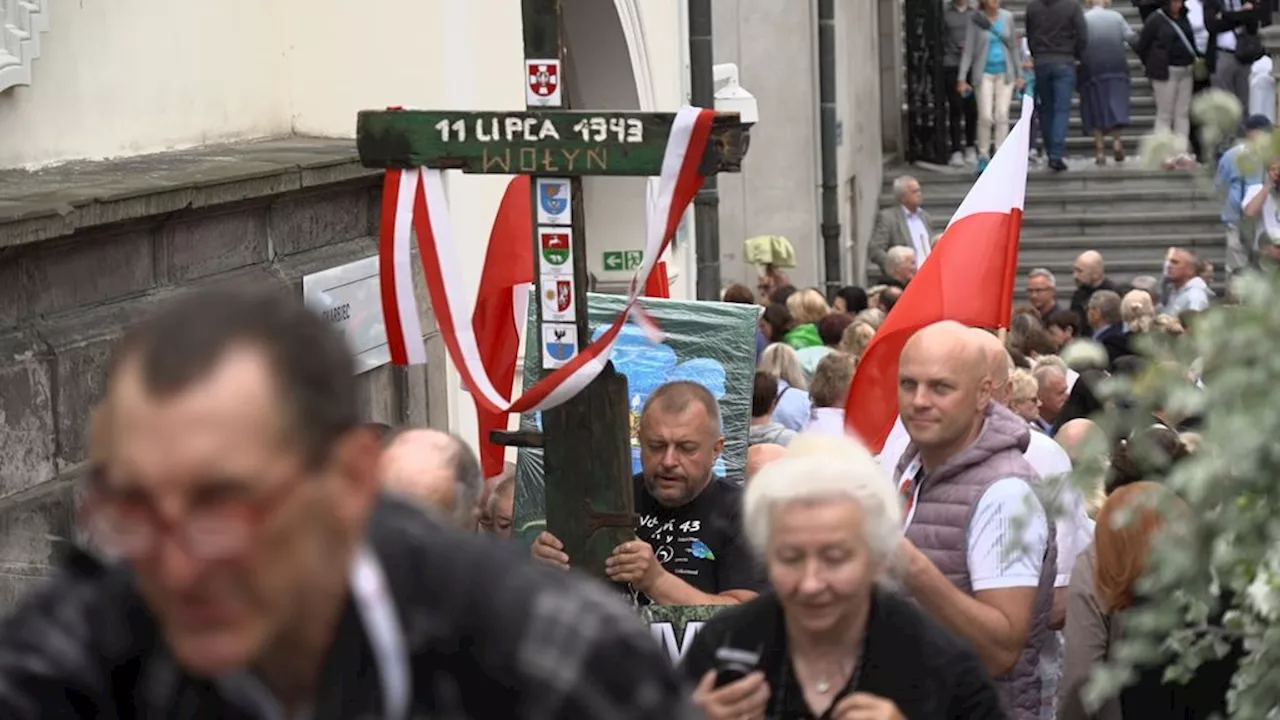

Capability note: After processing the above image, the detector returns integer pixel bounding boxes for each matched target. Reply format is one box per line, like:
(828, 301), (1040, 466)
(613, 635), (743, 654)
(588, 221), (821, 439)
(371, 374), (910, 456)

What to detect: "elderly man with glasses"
(0, 288), (695, 720)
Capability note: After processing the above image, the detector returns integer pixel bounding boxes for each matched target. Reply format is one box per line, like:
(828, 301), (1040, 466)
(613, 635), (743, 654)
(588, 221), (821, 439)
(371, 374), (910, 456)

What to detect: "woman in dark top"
(1136, 0), (1201, 169)
(680, 434), (1004, 719)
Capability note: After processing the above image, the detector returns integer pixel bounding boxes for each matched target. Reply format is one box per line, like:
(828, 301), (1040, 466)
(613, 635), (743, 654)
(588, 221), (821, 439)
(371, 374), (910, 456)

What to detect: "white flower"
(1060, 339), (1109, 369)
(1245, 571), (1280, 622)
(1191, 89), (1244, 147)
(1139, 131), (1189, 169)
(1244, 548), (1280, 622)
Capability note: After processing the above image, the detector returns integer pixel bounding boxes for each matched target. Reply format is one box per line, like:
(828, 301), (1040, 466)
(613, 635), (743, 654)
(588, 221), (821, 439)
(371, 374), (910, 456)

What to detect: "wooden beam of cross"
(355, 109), (750, 177)
(353, 4), (749, 584)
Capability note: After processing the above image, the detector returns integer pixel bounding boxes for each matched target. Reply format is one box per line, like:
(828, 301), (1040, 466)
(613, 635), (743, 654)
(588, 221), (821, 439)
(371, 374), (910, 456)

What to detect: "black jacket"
(1201, 0), (1267, 72)
(1137, 8), (1200, 81)
(0, 496), (699, 719)
(1070, 277), (1124, 332)
(1096, 324), (1136, 367)
(1026, 0), (1089, 63)
(680, 588), (1006, 719)
(1118, 595), (1243, 719)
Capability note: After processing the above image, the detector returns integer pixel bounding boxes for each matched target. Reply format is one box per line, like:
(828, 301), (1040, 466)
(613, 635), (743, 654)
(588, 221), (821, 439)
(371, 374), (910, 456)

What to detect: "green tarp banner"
(513, 293), (759, 544)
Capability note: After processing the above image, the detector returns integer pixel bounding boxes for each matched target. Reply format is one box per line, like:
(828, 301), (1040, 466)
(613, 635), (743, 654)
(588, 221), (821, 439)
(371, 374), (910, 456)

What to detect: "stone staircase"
(1008, 0), (1155, 157)
(877, 1), (1226, 295)
(877, 167), (1223, 294)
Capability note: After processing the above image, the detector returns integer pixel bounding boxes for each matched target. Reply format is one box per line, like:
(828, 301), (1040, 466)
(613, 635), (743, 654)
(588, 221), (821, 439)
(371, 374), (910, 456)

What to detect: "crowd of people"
(0, 216), (1245, 717)
(941, 0), (1274, 172)
(715, 246), (1228, 717)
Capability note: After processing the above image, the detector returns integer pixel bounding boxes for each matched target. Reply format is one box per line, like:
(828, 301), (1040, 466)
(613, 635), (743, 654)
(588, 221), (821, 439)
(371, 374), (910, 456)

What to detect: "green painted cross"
(354, 0), (750, 580)
(357, 109), (748, 177)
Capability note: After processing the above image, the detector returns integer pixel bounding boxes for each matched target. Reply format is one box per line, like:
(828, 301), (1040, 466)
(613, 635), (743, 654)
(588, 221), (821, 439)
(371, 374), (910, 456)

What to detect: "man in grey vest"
(893, 321), (1057, 720)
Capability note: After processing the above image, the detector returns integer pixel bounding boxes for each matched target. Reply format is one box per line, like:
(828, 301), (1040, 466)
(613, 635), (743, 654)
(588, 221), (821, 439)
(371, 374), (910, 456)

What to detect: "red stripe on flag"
(472, 176), (533, 477)
(378, 170), (409, 366)
(643, 260), (670, 298)
(844, 210), (1022, 453)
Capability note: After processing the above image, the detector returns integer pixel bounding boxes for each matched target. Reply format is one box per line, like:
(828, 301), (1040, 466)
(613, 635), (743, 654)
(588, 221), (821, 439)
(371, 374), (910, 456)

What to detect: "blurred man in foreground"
(0, 288), (695, 720)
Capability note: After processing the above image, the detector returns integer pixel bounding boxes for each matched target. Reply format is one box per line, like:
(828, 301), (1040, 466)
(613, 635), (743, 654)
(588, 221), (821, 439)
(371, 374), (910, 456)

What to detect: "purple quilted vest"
(895, 402), (1057, 720)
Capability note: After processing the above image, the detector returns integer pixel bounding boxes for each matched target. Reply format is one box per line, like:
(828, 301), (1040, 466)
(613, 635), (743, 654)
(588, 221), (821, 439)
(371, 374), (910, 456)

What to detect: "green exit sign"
(602, 250), (643, 272)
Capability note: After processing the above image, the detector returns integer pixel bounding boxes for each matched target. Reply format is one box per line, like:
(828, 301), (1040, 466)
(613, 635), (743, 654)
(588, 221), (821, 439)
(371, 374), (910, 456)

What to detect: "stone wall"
(0, 138), (447, 608)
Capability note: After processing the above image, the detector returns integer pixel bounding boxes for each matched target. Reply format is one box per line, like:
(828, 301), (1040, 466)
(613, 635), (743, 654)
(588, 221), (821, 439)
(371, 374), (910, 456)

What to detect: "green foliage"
(1074, 272), (1280, 718)
(1059, 91), (1280, 717)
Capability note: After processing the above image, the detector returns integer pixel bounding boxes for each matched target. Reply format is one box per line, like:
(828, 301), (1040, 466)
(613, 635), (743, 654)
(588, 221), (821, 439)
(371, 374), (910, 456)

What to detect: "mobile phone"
(713, 645), (762, 688)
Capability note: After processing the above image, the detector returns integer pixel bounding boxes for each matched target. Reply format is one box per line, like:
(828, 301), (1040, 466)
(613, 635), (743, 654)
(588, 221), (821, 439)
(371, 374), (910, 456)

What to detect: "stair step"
(1018, 233), (1222, 252)
(1009, 5), (1142, 25)
(1065, 134), (1145, 152)
(886, 187), (1214, 210)
(1068, 113), (1157, 130)
(884, 168), (1213, 196)
(1017, 210), (1223, 238)
(1009, 91), (1156, 112)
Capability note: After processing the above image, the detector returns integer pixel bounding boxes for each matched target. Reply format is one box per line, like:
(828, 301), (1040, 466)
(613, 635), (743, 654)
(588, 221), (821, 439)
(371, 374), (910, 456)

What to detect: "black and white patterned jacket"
(0, 495), (698, 719)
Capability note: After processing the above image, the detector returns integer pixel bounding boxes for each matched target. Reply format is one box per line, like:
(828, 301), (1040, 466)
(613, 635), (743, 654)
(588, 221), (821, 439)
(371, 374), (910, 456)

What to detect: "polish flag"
(472, 176), (534, 477)
(643, 260), (671, 298)
(845, 96), (1033, 453)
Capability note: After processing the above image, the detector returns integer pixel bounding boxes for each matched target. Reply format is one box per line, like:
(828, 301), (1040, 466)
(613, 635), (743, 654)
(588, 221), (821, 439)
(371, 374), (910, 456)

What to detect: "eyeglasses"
(80, 467), (306, 561)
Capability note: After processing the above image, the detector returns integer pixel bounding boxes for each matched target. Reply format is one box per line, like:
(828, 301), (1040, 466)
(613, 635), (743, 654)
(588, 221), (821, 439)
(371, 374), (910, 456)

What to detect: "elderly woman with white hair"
(680, 434), (1003, 720)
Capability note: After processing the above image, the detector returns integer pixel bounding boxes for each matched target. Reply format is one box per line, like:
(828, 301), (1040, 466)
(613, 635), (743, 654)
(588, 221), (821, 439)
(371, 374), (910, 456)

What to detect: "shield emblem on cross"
(528, 62), (559, 97)
(540, 181), (569, 217)
(555, 280), (572, 312)
(526, 59), (562, 106)
(540, 231), (570, 266)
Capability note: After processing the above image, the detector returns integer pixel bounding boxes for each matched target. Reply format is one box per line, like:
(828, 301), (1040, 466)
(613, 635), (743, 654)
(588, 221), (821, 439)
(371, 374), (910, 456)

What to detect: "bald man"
(745, 443), (786, 482)
(1054, 418), (1102, 464)
(892, 321), (1055, 720)
(381, 428), (484, 531)
(1069, 250), (1121, 331)
(1055, 418), (1107, 518)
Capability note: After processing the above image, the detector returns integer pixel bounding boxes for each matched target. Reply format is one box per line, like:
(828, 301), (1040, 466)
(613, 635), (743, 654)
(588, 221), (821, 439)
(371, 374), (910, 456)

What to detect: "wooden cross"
(354, 0), (749, 579)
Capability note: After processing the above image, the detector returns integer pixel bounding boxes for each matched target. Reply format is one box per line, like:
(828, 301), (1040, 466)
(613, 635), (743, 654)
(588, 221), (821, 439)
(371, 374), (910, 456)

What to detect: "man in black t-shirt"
(532, 381), (765, 606)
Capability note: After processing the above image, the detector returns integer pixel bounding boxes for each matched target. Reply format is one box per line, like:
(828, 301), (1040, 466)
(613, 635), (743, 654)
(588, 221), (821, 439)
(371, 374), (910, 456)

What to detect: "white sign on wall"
(303, 256), (392, 375)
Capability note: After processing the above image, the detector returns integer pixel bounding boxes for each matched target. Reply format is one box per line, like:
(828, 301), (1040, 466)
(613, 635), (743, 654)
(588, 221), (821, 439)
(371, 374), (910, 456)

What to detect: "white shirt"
(899, 471), (1049, 591)
(807, 406), (847, 436)
(1186, 0), (1210, 53)
(1243, 183), (1279, 249)
(902, 205), (931, 267)
(1164, 277), (1213, 315)
(1023, 431), (1095, 587)
(1217, 0), (1239, 51)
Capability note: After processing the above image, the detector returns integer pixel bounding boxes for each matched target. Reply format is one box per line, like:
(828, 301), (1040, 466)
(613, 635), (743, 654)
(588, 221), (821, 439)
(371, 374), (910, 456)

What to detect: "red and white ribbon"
(379, 105), (714, 413)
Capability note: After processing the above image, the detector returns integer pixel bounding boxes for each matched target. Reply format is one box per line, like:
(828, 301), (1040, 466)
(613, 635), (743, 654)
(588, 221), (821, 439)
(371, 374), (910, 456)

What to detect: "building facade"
(714, 0), (901, 288)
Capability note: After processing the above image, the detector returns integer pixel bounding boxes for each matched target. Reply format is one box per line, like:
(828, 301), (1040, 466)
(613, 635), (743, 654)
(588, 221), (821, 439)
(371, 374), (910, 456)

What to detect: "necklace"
(815, 678), (832, 694)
